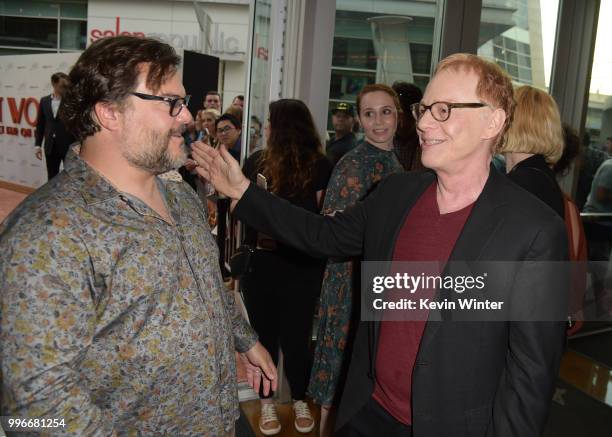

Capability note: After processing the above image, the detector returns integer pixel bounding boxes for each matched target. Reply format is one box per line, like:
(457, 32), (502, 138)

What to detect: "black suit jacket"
(35, 95), (75, 158)
(234, 167), (568, 437)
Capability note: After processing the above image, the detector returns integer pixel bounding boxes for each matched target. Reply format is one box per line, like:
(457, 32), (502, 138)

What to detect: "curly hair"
(259, 99), (324, 197)
(61, 36), (181, 142)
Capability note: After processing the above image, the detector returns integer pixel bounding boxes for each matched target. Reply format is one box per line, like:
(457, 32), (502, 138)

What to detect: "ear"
(92, 101), (123, 132)
(481, 108), (506, 141)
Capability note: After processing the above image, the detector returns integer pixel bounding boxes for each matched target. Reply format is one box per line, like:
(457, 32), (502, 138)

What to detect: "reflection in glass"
(60, 20), (87, 50)
(576, 0), (612, 211)
(245, 0), (272, 158)
(328, 1), (438, 132)
(0, 16), (57, 49)
(478, 0), (559, 88)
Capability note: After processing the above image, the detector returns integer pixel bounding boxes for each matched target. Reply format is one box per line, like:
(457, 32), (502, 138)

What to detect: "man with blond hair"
(193, 53), (568, 436)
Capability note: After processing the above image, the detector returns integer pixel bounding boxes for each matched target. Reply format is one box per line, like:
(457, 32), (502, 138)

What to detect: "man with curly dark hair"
(1, 35), (275, 435)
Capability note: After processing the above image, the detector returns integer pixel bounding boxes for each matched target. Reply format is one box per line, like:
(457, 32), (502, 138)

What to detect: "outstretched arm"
(193, 142), (374, 259)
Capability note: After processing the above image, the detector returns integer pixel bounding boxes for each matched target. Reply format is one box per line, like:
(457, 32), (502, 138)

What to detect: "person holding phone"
(241, 99), (333, 435)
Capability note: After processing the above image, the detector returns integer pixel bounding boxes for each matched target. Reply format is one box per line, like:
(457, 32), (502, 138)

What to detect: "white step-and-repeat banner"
(0, 53), (80, 189)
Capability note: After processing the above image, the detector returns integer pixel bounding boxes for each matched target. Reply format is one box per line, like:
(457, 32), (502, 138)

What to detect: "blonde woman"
(499, 85), (565, 218)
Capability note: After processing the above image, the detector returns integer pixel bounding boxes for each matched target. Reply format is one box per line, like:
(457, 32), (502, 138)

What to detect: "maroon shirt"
(372, 182), (474, 425)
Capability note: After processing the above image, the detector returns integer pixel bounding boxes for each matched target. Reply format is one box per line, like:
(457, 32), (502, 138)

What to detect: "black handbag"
(229, 245), (255, 279)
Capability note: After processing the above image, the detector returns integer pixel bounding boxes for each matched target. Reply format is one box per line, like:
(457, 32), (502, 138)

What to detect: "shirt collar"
(64, 145), (125, 205)
(64, 144), (180, 224)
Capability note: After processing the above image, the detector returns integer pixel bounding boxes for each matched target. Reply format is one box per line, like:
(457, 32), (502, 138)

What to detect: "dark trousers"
(45, 153), (66, 180)
(336, 397), (412, 437)
(242, 250), (323, 400)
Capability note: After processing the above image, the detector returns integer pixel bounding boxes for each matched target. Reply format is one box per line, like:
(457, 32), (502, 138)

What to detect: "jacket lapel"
(369, 172), (436, 374)
(417, 166), (510, 354)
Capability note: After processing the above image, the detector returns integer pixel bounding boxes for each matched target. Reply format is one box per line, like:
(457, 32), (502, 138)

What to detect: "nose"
(177, 106), (194, 124)
(374, 111), (384, 125)
(416, 108), (436, 132)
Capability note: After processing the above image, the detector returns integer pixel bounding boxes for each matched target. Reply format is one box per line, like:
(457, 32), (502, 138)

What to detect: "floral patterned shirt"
(0, 148), (257, 436)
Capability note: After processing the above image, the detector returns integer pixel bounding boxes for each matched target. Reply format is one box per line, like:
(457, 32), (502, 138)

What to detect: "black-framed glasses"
(410, 101), (488, 122)
(217, 126), (236, 134)
(131, 92), (191, 117)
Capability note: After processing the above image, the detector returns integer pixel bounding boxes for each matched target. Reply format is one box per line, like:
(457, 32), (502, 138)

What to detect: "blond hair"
(435, 53), (515, 149)
(500, 86), (563, 164)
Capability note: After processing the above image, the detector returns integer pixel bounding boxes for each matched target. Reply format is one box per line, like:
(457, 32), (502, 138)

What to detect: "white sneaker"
(259, 402), (281, 436)
(293, 400), (315, 433)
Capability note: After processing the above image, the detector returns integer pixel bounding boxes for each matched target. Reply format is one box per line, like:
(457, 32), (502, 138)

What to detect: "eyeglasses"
(217, 126), (236, 134)
(131, 92), (191, 117)
(410, 101), (488, 122)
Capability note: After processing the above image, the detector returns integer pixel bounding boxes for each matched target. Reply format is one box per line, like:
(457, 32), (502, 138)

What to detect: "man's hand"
(35, 146), (43, 160)
(192, 141), (250, 201)
(239, 342), (277, 396)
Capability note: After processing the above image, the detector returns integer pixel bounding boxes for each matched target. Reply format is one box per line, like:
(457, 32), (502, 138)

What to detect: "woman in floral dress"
(308, 84), (405, 436)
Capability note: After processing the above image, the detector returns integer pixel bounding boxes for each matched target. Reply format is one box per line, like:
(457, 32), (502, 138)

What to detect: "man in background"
(232, 95), (245, 109)
(326, 102), (357, 165)
(204, 90), (222, 111)
(34, 72), (76, 180)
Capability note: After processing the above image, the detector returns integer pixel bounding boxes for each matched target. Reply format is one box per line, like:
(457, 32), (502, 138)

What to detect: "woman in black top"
(500, 85), (565, 218)
(241, 99), (333, 436)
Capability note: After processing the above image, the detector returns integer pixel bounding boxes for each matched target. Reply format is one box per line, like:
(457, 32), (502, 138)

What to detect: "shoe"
(293, 400), (315, 433)
(259, 403), (281, 436)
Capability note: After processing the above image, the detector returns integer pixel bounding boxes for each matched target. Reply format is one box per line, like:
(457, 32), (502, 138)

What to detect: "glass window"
(329, 69), (376, 101)
(245, 0), (271, 157)
(479, 0), (560, 88)
(60, 19), (86, 50)
(517, 41), (530, 55)
(518, 66), (532, 83)
(579, 0), (612, 156)
(413, 75), (429, 93)
(504, 36), (517, 52)
(0, 16), (57, 48)
(0, 47), (53, 55)
(0, 0), (59, 17)
(506, 63), (518, 78)
(329, 0), (440, 133)
(332, 37), (377, 70)
(409, 43), (432, 75)
(494, 45), (504, 59)
(506, 51), (518, 65)
(60, 3), (87, 19)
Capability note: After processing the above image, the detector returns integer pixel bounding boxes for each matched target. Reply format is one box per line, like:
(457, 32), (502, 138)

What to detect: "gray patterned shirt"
(1, 148), (257, 435)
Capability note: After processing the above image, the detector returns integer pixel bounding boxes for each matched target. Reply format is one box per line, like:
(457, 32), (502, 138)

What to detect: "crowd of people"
(0, 33), (609, 437)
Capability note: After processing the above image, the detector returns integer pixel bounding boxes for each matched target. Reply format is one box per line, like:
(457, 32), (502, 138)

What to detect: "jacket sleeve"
(488, 220), (569, 437)
(1, 226), (116, 436)
(35, 97), (47, 147)
(233, 178), (388, 259)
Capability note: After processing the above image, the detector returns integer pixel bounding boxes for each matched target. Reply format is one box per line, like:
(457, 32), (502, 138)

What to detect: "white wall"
(222, 60), (247, 110)
(88, 0), (249, 108)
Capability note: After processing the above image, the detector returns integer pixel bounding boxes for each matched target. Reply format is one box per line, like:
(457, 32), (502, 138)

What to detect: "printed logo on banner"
(0, 52), (80, 188)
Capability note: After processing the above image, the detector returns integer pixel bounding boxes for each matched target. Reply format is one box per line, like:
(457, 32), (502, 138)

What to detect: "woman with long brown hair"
(241, 99), (333, 435)
(308, 84), (404, 436)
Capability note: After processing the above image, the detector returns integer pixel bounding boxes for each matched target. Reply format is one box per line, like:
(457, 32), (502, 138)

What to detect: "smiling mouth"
(420, 139), (445, 147)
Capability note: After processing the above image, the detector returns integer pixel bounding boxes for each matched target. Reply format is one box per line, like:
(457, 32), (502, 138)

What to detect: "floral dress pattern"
(307, 141), (403, 406)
